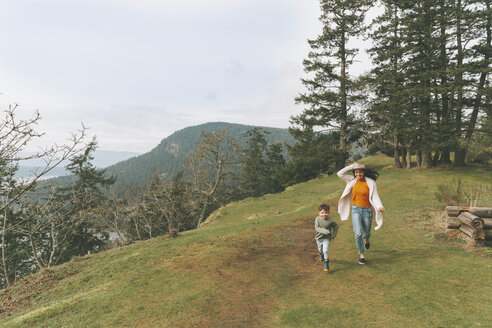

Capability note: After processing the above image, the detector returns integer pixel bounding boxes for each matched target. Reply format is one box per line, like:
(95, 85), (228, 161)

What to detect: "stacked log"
(445, 206), (492, 247)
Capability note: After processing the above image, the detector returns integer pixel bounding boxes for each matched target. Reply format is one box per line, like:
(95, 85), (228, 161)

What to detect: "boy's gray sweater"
(315, 216), (339, 241)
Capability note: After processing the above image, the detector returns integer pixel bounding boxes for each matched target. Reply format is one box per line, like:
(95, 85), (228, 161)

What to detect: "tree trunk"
(439, 0), (452, 164)
(338, 31), (348, 169)
(163, 211), (176, 237)
(416, 151), (422, 167)
(393, 132), (402, 168)
(26, 217), (45, 270)
(1, 210), (10, 288)
(441, 151), (451, 164)
(420, 0), (433, 169)
(391, 5), (402, 170)
(432, 151), (440, 167)
(454, 0), (466, 166)
(406, 145), (412, 169)
(197, 161), (223, 228)
(197, 197), (209, 229)
(48, 220), (57, 267)
(421, 150), (433, 168)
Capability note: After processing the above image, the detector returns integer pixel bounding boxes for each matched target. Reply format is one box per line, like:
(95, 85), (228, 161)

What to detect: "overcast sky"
(0, 0), (374, 153)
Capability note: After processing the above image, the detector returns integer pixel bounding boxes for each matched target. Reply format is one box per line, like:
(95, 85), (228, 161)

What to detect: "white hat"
(352, 163), (366, 170)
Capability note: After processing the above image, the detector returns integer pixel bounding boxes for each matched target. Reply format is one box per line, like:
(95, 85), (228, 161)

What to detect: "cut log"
(483, 218), (492, 229)
(459, 226), (474, 239)
(467, 207), (492, 218)
(446, 229), (459, 238)
(446, 206), (492, 218)
(459, 224), (484, 240)
(458, 212), (484, 230)
(484, 229), (492, 240)
(445, 206), (461, 217)
(459, 221), (474, 232)
(458, 230), (472, 241)
(458, 232), (485, 247)
(446, 218), (461, 229)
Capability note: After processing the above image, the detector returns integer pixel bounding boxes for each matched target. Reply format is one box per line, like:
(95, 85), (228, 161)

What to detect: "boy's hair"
(318, 203), (330, 212)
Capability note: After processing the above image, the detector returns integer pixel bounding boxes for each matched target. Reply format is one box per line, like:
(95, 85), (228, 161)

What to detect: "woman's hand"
(378, 207), (385, 212)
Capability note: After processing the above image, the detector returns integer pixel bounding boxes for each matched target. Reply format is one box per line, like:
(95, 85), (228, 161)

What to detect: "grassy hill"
(1, 155), (491, 327)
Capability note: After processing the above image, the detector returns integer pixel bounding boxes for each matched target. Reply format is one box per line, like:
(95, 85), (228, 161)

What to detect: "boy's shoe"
(365, 242), (370, 250)
(319, 252), (324, 262)
(358, 257), (366, 265)
(324, 260), (330, 272)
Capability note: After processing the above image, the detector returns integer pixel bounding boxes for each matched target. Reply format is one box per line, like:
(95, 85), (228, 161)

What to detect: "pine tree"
(285, 126), (342, 184)
(240, 128), (287, 197)
(367, 0), (408, 168)
(403, 0), (442, 167)
(240, 128), (270, 197)
(454, 0), (492, 164)
(293, 0), (371, 169)
(265, 142), (287, 193)
(434, 0), (455, 164)
(55, 138), (116, 262)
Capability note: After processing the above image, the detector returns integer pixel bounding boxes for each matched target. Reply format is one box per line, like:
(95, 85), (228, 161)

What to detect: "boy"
(315, 203), (338, 272)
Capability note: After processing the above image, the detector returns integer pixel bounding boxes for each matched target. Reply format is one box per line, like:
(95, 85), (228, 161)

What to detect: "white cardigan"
(337, 164), (384, 231)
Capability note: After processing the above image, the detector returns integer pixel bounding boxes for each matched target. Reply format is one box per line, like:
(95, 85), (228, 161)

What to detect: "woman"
(337, 163), (384, 265)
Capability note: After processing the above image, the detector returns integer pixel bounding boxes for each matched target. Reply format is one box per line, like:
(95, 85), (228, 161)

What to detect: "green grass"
(1, 155), (491, 327)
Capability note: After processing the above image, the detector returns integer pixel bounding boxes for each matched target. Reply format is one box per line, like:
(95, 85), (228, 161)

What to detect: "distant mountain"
(15, 166), (69, 180)
(104, 122), (296, 192)
(16, 150), (141, 179)
(89, 150), (142, 168)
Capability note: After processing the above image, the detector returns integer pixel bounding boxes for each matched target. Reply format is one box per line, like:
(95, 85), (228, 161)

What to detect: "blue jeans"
(316, 239), (330, 259)
(352, 205), (372, 255)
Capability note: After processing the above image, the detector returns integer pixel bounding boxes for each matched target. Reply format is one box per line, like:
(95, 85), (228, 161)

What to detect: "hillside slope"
(1, 155), (491, 327)
(105, 122), (295, 191)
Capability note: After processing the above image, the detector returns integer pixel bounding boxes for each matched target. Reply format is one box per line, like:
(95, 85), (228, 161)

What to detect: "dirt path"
(175, 217), (324, 327)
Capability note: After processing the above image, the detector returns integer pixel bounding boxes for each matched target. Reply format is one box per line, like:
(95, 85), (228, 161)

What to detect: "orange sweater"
(352, 179), (371, 207)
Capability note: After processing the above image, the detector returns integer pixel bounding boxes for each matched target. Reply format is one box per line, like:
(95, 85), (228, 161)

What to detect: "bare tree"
(0, 105), (89, 288)
(147, 173), (193, 237)
(0, 105), (88, 212)
(15, 187), (74, 271)
(92, 197), (133, 248)
(185, 128), (240, 228)
(123, 185), (146, 242)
